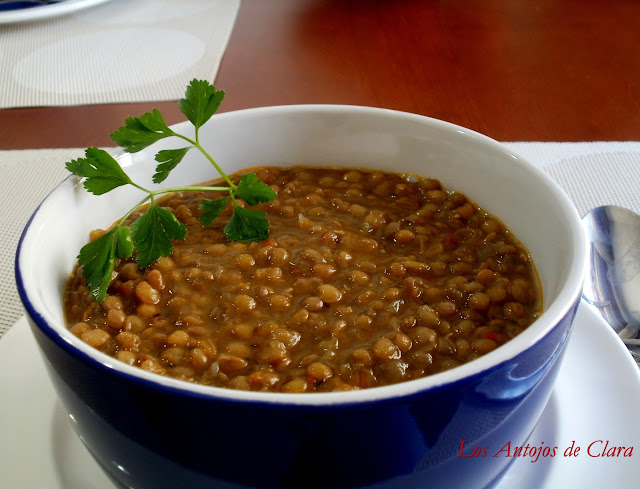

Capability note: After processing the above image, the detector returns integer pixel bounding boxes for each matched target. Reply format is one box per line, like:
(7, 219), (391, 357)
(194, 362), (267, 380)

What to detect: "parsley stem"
(173, 133), (237, 190)
(129, 181), (152, 194)
(116, 184), (234, 227)
(150, 185), (233, 195)
(117, 194), (153, 227)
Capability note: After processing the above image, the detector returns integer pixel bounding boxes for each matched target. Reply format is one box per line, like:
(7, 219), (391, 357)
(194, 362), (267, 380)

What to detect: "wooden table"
(1, 0), (639, 149)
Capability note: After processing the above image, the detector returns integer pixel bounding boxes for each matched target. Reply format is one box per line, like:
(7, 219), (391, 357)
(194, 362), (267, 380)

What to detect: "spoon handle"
(630, 350), (640, 369)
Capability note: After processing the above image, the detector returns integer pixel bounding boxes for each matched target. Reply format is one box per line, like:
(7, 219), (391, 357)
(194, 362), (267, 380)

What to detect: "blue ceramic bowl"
(16, 106), (586, 489)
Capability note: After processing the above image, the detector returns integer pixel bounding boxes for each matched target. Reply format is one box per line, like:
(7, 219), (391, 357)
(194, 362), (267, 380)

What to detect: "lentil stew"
(64, 166), (542, 393)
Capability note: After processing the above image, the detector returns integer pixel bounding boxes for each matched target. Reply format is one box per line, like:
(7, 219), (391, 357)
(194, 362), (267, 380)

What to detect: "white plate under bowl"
(0, 0), (112, 24)
(0, 301), (638, 488)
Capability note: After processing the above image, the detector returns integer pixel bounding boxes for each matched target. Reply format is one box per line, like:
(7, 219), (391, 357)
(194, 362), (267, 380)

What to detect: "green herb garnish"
(66, 79), (277, 303)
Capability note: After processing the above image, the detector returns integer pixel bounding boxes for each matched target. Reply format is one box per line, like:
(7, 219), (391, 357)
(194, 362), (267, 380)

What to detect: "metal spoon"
(583, 205), (640, 367)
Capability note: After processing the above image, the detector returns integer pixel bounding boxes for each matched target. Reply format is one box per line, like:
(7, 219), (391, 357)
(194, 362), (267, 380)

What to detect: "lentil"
(64, 166), (541, 393)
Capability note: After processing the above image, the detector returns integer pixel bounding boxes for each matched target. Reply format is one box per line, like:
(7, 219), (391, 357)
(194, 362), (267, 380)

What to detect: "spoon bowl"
(583, 205), (640, 364)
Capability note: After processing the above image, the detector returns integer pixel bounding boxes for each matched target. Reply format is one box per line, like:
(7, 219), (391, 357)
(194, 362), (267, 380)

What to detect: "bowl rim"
(15, 104), (587, 407)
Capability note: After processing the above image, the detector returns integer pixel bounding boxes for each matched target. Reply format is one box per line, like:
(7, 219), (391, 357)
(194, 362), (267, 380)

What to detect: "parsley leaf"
(235, 173), (277, 206)
(110, 109), (174, 153)
(130, 203), (187, 268)
(225, 206), (270, 242)
(199, 197), (230, 226)
(179, 79), (225, 129)
(77, 225), (133, 303)
(66, 148), (133, 195)
(153, 147), (192, 184)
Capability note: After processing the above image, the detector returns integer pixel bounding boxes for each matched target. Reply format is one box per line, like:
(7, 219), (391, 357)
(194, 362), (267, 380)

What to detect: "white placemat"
(505, 142), (640, 218)
(1, 142), (640, 338)
(0, 0), (241, 108)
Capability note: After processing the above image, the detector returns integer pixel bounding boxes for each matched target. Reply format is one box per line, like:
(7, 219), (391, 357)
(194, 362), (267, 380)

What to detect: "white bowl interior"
(18, 106), (586, 404)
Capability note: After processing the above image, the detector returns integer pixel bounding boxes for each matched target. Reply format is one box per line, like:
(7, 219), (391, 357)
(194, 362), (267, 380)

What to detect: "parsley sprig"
(66, 79), (277, 303)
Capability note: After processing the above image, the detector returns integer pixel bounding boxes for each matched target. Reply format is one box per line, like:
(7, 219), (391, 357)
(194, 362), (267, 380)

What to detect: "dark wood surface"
(1, 0), (639, 149)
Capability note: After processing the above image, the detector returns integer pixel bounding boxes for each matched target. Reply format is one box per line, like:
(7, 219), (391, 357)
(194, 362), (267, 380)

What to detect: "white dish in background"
(0, 302), (638, 489)
(0, 0), (112, 24)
